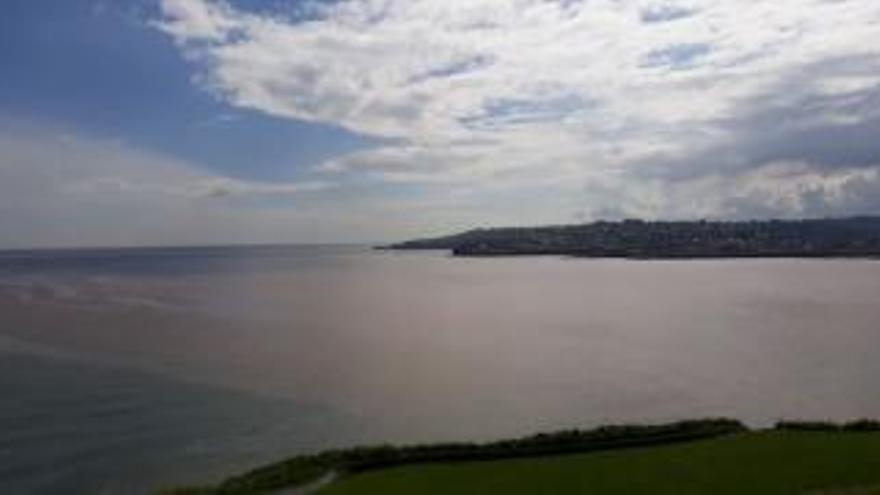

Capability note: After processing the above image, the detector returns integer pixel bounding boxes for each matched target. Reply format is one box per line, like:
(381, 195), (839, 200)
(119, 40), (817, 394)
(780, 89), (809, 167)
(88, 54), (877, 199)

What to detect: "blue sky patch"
(461, 94), (588, 129)
(0, 0), (376, 182)
(640, 5), (696, 23)
(642, 43), (712, 69)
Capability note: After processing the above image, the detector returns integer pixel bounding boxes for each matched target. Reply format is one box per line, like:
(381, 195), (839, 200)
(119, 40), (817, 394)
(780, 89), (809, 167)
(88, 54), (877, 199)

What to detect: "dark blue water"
(0, 352), (354, 494)
(2, 246), (880, 494)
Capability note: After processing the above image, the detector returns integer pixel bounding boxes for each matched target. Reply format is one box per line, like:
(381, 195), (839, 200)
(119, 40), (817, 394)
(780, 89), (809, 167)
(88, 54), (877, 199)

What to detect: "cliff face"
(382, 217), (880, 258)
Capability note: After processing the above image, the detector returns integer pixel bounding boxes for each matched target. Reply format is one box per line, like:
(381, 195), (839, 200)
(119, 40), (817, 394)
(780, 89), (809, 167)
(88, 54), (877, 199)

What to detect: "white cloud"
(683, 162), (880, 220)
(156, 0), (238, 42)
(158, 0), (880, 134)
(153, 0), (880, 223)
(0, 127), (338, 248)
(0, 124), (592, 247)
(187, 177), (330, 198)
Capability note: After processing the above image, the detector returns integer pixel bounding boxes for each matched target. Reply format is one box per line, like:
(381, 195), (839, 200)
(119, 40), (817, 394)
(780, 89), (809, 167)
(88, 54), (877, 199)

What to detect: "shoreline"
(380, 245), (880, 260)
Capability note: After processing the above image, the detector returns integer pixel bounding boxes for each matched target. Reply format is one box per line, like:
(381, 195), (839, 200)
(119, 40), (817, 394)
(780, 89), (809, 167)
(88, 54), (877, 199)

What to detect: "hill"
(381, 216), (880, 258)
(160, 420), (880, 494)
(321, 429), (880, 495)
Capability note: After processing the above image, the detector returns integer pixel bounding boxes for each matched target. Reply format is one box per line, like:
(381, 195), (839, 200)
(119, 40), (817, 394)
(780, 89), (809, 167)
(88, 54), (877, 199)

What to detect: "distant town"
(384, 216), (880, 258)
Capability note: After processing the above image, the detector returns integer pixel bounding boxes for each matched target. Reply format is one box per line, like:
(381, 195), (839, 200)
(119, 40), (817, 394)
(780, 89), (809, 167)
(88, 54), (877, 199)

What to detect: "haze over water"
(2, 246), (880, 494)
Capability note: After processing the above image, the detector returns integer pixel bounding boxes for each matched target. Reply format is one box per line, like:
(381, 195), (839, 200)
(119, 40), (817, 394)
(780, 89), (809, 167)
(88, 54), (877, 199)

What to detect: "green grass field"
(317, 432), (880, 495)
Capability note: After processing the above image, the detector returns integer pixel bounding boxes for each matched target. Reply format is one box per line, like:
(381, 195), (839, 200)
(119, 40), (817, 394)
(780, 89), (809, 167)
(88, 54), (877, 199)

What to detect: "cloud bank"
(157, 0), (880, 221)
(0, 126), (341, 248)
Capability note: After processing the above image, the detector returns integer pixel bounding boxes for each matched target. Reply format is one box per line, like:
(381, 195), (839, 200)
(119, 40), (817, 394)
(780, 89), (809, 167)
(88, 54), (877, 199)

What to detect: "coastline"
(380, 216), (880, 259)
(379, 245), (880, 259)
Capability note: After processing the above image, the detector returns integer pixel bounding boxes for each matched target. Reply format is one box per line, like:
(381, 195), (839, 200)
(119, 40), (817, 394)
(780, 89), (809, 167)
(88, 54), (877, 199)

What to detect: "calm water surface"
(1, 246), (879, 494)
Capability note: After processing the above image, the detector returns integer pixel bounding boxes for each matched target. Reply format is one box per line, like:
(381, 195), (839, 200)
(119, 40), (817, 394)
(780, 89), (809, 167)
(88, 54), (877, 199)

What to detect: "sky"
(1, 0), (879, 248)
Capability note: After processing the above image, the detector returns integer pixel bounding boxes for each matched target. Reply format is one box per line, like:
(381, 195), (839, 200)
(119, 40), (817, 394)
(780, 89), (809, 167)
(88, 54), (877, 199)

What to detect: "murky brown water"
(2, 246), (880, 493)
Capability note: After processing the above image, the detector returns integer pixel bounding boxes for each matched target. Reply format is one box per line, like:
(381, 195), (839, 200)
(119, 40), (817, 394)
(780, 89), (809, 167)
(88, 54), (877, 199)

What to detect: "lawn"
(318, 432), (880, 495)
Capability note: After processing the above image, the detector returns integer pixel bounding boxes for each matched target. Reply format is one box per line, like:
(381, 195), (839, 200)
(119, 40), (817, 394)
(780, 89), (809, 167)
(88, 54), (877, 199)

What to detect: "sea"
(1, 245), (879, 494)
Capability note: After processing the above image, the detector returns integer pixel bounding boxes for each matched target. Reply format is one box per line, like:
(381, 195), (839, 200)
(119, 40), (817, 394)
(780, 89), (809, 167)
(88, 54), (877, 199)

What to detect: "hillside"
(320, 430), (880, 495)
(382, 216), (880, 258)
(160, 421), (880, 494)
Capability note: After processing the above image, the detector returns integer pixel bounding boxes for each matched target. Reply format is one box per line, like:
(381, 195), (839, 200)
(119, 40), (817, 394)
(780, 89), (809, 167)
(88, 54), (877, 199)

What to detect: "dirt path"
(274, 471), (338, 495)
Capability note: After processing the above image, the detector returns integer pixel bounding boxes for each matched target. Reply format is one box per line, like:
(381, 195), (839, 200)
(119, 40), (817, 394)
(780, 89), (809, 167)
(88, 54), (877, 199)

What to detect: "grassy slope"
(319, 432), (880, 495)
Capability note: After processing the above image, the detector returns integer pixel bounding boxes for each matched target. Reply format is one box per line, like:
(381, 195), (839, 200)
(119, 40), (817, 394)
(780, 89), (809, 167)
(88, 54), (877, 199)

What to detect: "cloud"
(0, 126), (337, 248)
(624, 54), (880, 218)
(156, 0), (238, 41)
(153, 0), (880, 222)
(156, 0), (880, 133)
(3, 124), (572, 247)
(189, 177), (330, 198)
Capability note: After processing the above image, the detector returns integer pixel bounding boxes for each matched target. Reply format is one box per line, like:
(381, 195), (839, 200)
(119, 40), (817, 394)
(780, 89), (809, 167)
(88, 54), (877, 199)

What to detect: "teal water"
(0, 351), (354, 494)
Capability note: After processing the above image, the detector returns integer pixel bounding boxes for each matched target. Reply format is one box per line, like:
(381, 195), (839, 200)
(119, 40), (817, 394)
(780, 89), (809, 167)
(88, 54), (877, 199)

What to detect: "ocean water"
(1, 245), (880, 494)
